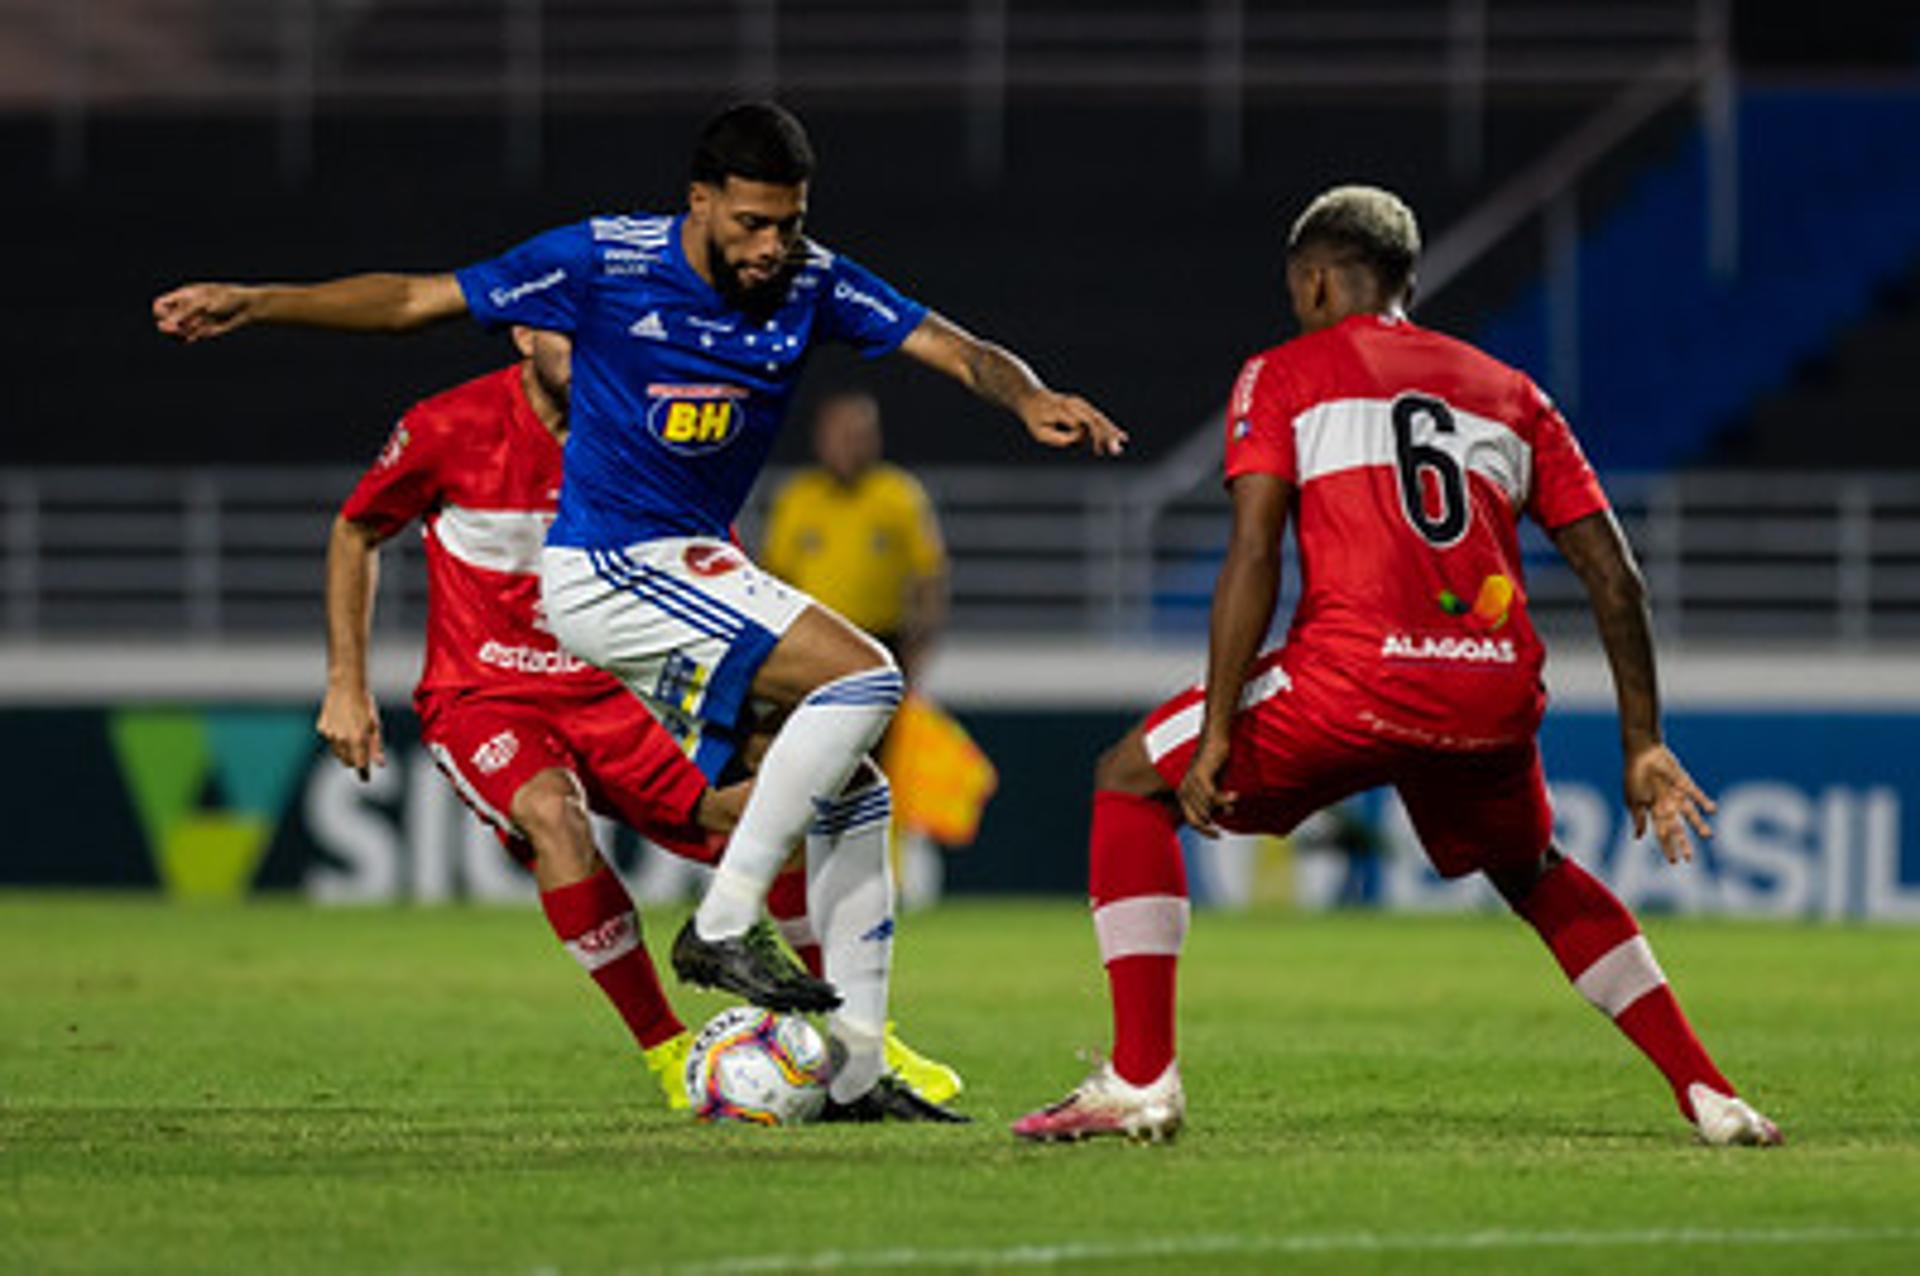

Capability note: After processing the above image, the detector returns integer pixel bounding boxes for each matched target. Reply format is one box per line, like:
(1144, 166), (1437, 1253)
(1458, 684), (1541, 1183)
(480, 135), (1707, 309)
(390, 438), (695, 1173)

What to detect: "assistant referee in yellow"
(761, 389), (949, 684)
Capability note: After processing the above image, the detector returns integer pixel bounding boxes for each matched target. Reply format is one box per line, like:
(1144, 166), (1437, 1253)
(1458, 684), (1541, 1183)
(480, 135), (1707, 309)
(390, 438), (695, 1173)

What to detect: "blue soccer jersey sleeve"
(456, 222), (595, 333)
(815, 250), (927, 358)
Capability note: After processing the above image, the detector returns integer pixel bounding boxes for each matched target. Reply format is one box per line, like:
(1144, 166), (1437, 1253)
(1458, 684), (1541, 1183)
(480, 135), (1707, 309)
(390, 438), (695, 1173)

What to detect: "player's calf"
(540, 864), (688, 1055)
(1503, 851), (1777, 1142)
(1088, 788), (1190, 1088)
(689, 610), (901, 945)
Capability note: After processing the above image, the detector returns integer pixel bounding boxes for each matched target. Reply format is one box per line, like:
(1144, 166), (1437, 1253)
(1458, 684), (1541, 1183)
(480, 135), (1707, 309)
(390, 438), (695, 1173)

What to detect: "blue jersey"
(455, 213), (927, 547)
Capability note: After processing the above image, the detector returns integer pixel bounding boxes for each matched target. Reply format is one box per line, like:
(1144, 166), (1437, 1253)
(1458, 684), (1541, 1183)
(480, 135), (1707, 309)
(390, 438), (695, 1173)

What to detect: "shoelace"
(742, 921), (807, 980)
(1039, 1088), (1089, 1117)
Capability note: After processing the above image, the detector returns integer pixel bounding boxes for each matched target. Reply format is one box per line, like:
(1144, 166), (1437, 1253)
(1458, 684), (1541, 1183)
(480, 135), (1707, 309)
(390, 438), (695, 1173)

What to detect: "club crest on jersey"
(647, 384), (747, 455)
(471, 730), (521, 775)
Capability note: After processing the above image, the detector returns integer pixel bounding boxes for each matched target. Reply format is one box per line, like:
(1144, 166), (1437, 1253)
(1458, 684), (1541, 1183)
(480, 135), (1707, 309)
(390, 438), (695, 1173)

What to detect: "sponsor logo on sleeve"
(1231, 356), (1265, 418)
(832, 279), (899, 324)
(645, 384), (748, 455)
(375, 423), (411, 469)
(488, 268), (567, 309)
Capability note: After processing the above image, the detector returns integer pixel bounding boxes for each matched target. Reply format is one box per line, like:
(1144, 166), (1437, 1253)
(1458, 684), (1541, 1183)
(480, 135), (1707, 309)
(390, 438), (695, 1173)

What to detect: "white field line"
(665, 1225), (1920, 1275)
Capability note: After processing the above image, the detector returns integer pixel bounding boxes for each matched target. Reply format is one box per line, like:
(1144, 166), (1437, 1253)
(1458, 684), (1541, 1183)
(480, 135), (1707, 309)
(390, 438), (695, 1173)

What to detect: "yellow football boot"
(644, 1030), (693, 1112)
(884, 1021), (964, 1105)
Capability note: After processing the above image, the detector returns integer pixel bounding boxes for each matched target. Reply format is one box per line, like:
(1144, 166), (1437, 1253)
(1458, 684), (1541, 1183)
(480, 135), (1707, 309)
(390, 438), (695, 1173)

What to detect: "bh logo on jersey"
(648, 384), (748, 456)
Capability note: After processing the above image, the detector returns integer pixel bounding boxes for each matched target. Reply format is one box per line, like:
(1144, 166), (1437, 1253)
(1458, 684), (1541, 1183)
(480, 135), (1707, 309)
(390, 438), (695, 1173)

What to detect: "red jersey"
(340, 365), (621, 716)
(1224, 313), (1609, 750)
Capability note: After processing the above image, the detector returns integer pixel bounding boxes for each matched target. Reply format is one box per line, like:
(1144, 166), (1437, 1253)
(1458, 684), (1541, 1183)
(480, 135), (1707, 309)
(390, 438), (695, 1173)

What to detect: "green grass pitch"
(3, 894), (1918, 1274)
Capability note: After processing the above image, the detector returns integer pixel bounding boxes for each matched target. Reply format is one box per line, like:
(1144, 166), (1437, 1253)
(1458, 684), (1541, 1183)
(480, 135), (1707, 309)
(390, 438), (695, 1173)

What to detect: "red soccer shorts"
(1139, 649), (1554, 878)
(419, 686), (719, 867)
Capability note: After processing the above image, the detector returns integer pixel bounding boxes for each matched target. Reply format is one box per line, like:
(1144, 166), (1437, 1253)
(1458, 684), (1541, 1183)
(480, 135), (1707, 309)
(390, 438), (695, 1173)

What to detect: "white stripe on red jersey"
(431, 505), (554, 576)
(340, 365), (620, 713)
(1221, 313), (1608, 750)
(1291, 396), (1533, 511)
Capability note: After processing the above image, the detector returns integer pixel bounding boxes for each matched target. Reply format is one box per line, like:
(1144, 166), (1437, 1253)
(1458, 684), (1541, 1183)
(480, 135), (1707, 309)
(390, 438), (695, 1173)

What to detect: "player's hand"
(1624, 742), (1715, 864)
(697, 780), (752, 834)
(1176, 734), (1237, 838)
(1019, 390), (1129, 457)
(317, 684), (386, 781)
(152, 283), (256, 343)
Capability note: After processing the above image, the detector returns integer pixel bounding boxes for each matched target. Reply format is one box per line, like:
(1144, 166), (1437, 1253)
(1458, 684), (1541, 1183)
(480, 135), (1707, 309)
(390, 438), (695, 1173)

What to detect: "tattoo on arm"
(961, 339), (1042, 414)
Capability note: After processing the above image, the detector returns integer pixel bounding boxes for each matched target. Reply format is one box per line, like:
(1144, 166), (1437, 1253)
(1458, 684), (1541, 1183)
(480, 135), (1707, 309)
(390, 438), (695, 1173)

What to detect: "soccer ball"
(684, 1006), (830, 1125)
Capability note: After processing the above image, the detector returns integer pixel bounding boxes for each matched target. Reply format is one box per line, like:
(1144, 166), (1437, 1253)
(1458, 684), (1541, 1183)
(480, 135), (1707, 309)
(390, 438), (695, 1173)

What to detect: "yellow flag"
(880, 694), (998, 846)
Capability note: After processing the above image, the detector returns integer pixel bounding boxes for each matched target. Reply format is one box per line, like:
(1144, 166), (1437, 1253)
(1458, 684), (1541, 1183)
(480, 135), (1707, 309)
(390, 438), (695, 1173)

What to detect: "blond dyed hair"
(1287, 185), (1421, 299)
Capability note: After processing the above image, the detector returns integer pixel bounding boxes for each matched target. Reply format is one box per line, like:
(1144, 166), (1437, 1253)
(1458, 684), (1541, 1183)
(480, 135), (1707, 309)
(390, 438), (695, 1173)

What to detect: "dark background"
(11, 1), (1915, 471)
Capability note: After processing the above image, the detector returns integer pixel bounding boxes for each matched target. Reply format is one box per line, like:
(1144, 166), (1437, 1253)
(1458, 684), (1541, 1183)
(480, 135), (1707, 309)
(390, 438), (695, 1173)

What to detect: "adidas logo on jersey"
(630, 311), (667, 340)
(1380, 633), (1517, 663)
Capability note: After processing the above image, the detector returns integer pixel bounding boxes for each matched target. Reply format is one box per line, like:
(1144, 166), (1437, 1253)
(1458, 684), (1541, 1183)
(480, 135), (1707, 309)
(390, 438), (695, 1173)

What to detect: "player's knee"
(799, 644), (900, 711)
(758, 607), (897, 707)
(510, 772), (592, 861)
(799, 607), (895, 683)
(827, 634), (896, 683)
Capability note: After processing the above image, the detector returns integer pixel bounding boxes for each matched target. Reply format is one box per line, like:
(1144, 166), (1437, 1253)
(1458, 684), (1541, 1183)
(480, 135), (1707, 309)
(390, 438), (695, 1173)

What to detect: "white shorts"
(541, 538), (812, 775)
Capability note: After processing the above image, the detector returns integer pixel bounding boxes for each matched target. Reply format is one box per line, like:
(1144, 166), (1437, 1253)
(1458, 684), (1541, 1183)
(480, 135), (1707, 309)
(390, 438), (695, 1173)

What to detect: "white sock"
(693, 666), (903, 939)
(809, 770), (896, 1103)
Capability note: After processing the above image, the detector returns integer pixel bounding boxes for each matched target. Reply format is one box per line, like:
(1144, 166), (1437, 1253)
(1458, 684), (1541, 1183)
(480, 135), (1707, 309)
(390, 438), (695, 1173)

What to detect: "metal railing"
(10, 0), (1716, 183)
(5, 464), (1920, 644)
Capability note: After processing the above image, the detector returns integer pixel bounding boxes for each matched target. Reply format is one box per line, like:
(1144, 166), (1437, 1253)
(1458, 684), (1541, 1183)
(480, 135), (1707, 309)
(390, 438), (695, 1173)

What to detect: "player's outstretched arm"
(317, 515), (390, 781)
(1179, 472), (1291, 836)
(896, 311), (1128, 457)
(1551, 510), (1715, 862)
(153, 273), (467, 342)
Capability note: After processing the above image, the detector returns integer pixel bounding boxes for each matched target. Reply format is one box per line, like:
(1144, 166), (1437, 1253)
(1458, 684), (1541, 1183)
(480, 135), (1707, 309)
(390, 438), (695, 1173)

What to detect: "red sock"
(1516, 856), (1733, 1117)
(767, 861), (823, 978)
(540, 868), (682, 1050)
(1088, 789), (1189, 1087)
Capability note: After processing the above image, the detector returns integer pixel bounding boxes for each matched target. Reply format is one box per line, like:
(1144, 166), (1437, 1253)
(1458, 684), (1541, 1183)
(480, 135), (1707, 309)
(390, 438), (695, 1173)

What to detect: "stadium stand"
(1478, 87), (1920, 470)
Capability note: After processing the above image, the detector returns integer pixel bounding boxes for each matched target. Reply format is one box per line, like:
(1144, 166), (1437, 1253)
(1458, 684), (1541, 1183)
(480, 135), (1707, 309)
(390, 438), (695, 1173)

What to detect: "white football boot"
(1688, 1083), (1783, 1146)
(1011, 1061), (1185, 1144)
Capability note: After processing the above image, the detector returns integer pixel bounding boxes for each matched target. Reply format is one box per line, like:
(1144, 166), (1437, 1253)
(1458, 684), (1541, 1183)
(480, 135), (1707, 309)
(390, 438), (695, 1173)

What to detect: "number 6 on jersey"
(1391, 393), (1469, 547)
